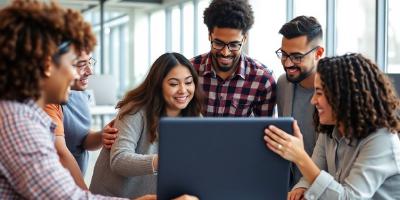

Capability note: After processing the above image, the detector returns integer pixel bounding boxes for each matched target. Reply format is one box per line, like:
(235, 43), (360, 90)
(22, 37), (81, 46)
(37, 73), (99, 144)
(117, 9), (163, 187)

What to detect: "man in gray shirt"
(275, 16), (324, 187)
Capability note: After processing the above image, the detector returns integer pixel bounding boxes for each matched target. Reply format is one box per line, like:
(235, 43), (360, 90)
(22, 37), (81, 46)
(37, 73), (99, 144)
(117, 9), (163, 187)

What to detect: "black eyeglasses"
(275, 46), (319, 64)
(211, 38), (244, 51)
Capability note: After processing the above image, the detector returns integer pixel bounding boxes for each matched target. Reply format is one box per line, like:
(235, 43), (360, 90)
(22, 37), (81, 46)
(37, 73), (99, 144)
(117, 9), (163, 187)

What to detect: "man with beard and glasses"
(191, 0), (276, 117)
(275, 16), (324, 188)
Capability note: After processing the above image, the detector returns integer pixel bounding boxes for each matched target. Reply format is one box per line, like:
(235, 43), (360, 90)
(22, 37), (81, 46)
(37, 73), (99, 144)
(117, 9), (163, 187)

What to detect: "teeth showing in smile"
(175, 96), (188, 103)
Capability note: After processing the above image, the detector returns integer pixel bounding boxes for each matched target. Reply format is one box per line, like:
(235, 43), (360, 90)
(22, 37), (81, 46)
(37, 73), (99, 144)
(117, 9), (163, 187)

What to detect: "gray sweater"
(90, 109), (158, 198)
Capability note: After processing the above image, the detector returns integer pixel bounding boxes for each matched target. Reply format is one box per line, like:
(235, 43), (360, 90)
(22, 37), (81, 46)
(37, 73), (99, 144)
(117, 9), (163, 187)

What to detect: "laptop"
(158, 117), (293, 200)
(386, 73), (400, 97)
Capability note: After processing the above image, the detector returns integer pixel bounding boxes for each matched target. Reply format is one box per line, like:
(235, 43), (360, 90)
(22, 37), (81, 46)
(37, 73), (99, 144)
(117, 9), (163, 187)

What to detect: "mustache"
(216, 53), (234, 59)
(285, 66), (301, 71)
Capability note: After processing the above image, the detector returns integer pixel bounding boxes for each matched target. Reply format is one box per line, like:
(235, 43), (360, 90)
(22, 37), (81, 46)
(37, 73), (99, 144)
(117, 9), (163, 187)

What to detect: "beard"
(285, 65), (315, 84)
(212, 53), (239, 72)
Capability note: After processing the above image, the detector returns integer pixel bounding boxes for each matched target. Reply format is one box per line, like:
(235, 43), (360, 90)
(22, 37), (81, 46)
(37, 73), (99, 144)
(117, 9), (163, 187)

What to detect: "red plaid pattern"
(191, 53), (276, 117)
(0, 100), (124, 200)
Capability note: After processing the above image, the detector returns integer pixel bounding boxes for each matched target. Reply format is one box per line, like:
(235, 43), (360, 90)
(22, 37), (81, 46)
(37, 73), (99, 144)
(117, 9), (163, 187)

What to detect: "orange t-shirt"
(44, 104), (64, 136)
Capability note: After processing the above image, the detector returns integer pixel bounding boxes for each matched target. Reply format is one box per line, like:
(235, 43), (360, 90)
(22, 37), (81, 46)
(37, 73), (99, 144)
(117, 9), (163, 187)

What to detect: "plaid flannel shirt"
(191, 53), (276, 117)
(0, 100), (124, 200)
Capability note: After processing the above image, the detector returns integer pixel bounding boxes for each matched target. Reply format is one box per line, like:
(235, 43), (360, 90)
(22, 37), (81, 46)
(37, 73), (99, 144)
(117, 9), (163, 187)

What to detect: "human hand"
(172, 194), (199, 200)
(287, 188), (306, 200)
(264, 120), (306, 163)
(134, 194), (156, 200)
(102, 119), (118, 149)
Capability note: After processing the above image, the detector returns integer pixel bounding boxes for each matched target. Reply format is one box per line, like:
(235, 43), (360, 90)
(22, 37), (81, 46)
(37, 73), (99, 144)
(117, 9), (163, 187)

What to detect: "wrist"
(151, 155), (158, 175)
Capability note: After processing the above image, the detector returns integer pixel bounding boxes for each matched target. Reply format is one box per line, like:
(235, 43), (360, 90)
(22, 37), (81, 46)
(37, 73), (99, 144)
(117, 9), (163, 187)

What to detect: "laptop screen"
(158, 117), (293, 200)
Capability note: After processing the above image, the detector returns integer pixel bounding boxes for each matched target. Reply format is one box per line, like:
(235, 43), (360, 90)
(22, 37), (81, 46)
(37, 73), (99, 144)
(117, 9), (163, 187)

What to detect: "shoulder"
(361, 128), (399, 148)
(117, 108), (146, 124)
(44, 104), (62, 114)
(244, 56), (275, 84)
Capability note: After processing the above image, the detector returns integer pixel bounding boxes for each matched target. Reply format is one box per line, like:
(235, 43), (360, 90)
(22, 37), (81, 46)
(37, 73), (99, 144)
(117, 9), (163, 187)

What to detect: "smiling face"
(71, 51), (93, 91)
(209, 27), (245, 74)
(162, 64), (195, 117)
(311, 73), (336, 125)
(280, 35), (320, 84)
(42, 46), (78, 104)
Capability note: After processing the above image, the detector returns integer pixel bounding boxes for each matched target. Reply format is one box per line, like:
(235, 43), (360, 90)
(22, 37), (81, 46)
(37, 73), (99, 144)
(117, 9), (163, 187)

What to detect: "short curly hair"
(314, 53), (400, 138)
(0, 0), (96, 102)
(203, 0), (254, 34)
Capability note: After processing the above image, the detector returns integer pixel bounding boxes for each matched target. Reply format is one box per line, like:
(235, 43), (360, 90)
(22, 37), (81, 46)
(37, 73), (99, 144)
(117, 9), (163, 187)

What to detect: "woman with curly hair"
(265, 53), (400, 199)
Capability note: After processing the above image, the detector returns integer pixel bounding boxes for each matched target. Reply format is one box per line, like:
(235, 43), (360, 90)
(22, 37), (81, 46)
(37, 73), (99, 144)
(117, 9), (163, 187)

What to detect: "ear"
(315, 46), (325, 60)
(43, 56), (53, 77)
(242, 33), (248, 43)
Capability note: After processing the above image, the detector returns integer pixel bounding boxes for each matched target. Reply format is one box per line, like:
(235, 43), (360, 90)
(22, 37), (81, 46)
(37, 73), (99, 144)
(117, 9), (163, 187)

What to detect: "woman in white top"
(265, 53), (400, 200)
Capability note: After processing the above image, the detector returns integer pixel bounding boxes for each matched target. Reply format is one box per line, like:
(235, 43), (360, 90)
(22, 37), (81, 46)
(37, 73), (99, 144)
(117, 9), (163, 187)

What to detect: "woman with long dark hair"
(265, 53), (400, 199)
(90, 52), (203, 198)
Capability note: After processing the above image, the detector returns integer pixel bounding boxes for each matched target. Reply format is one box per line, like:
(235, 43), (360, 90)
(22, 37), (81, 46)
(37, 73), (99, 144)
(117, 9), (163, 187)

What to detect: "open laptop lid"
(158, 117), (293, 200)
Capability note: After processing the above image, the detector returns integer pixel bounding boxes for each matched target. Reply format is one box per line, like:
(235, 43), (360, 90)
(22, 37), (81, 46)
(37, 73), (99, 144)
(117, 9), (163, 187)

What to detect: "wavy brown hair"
(116, 52), (203, 143)
(314, 53), (400, 139)
(0, 0), (96, 102)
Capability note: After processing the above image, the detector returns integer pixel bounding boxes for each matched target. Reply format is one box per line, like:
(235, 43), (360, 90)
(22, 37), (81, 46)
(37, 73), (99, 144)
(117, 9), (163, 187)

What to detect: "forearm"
(84, 130), (103, 150)
(56, 137), (88, 190)
(294, 151), (320, 185)
(110, 151), (156, 177)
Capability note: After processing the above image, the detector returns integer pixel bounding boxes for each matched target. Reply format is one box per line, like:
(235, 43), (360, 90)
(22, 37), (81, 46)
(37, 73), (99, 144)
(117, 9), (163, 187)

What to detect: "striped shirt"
(191, 53), (276, 117)
(0, 100), (124, 200)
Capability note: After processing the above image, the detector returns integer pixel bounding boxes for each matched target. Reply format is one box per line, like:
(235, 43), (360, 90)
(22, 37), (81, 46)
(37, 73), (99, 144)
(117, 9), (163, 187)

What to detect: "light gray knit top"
(90, 109), (158, 199)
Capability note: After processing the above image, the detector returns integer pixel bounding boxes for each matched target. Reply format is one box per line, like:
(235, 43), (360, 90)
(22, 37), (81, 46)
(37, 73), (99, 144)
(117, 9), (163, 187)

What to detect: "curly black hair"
(279, 15), (322, 44)
(314, 53), (400, 139)
(0, 0), (96, 102)
(203, 0), (254, 34)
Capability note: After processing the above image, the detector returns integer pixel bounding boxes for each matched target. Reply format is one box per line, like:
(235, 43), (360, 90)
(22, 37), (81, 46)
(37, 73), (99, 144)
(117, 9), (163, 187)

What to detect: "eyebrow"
(213, 39), (241, 44)
(280, 49), (305, 55)
(167, 76), (193, 82)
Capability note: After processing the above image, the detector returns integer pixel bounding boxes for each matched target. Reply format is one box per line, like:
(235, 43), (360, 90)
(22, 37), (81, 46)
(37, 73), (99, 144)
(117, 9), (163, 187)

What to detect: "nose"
(178, 83), (186, 93)
(283, 57), (294, 67)
(310, 93), (317, 105)
(85, 64), (94, 76)
(220, 45), (231, 56)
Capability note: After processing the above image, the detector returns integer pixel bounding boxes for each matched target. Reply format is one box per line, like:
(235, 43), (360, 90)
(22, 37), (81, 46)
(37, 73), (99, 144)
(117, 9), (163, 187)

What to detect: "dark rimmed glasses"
(275, 46), (319, 64)
(211, 38), (244, 51)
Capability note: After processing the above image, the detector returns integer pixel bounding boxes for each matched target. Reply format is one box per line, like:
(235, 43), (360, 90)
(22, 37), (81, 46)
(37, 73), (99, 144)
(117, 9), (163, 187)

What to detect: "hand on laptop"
(134, 194), (199, 200)
(288, 187), (306, 200)
(264, 120), (306, 164)
(172, 194), (199, 200)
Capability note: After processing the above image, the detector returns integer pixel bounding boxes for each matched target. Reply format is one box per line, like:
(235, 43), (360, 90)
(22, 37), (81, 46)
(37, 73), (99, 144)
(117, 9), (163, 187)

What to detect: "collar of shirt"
(25, 99), (57, 133)
(332, 126), (358, 146)
(201, 52), (246, 80)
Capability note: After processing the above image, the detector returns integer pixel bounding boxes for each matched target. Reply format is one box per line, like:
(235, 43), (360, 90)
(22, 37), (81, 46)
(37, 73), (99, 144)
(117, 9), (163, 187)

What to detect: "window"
(197, 0), (210, 55)
(388, 0), (400, 73)
(336, 0), (376, 61)
(150, 10), (166, 63)
(171, 5), (181, 53)
(294, 0), (326, 47)
(182, 2), (194, 58)
(248, 0), (286, 78)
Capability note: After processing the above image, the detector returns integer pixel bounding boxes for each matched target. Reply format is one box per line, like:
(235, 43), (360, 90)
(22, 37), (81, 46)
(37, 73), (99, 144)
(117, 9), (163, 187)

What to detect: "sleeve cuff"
(292, 177), (310, 191)
(304, 170), (334, 200)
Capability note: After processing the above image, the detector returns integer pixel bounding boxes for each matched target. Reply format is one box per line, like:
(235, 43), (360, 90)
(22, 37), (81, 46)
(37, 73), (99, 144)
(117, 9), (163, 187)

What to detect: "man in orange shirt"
(45, 51), (118, 189)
